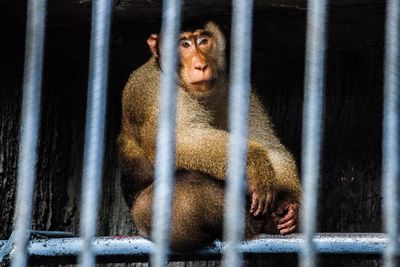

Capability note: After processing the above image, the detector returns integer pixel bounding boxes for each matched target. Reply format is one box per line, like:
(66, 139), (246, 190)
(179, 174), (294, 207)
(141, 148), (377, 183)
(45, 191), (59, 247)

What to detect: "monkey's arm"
(248, 92), (301, 234)
(119, 60), (159, 198)
(175, 127), (277, 216)
(248, 93), (301, 202)
(119, 134), (154, 207)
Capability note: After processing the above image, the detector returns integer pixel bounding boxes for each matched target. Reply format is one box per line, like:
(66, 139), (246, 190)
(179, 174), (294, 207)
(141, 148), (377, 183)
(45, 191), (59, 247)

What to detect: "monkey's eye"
(179, 40), (192, 48)
(197, 37), (208, 46)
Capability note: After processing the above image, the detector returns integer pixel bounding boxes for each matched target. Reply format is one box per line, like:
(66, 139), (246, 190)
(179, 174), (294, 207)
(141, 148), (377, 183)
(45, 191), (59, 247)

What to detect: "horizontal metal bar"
(0, 231), (74, 264)
(0, 233), (390, 264)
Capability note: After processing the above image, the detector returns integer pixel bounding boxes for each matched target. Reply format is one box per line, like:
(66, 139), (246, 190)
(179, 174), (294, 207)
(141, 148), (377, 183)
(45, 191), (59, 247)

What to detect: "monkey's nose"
(194, 63), (208, 72)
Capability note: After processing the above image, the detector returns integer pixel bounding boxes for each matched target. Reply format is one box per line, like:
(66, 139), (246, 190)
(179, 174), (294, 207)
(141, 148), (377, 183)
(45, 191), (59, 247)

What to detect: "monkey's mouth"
(191, 78), (214, 85)
(189, 79), (215, 92)
(184, 68), (215, 92)
(189, 71), (214, 84)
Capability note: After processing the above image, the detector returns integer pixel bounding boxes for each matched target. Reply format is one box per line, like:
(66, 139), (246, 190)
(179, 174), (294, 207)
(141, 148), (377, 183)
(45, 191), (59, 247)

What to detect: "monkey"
(118, 21), (301, 252)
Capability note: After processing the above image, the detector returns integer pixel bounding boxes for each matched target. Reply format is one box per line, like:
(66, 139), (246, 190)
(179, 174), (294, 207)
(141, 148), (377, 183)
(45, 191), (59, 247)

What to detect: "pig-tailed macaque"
(119, 21), (301, 251)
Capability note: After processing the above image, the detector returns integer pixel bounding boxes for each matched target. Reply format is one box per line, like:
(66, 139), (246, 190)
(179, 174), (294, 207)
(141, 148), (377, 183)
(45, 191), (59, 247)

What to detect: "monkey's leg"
(131, 170), (277, 252)
(132, 170), (229, 251)
(120, 156), (153, 208)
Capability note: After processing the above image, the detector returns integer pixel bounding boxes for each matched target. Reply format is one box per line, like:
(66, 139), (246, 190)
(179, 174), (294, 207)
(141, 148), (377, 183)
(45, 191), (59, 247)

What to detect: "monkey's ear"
(147, 34), (159, 58)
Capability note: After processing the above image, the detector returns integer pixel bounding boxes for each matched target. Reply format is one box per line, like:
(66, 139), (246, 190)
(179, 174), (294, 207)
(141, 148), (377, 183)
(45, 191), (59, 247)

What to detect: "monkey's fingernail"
(278, 224), (287, 230)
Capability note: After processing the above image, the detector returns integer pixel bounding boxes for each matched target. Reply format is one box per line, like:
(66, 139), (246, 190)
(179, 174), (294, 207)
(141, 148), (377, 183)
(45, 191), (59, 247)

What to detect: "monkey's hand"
(247, 142), (276, 217)
(249, 188), (276, 217)
(272, 200), (299, 235)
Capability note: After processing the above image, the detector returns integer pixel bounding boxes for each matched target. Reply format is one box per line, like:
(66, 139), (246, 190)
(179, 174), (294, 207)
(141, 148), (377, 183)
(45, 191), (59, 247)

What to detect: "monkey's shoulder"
(124, 57), (160, 97)
(121, 57), (160, 124)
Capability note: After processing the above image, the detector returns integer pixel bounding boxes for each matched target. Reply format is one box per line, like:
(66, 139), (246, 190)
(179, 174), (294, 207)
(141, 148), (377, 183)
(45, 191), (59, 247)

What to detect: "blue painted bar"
(0, 233), (390, 264)
(222, 0), (254, 266)
(150, 0), (182, 266)
(299, 0), (329, 266)
(78, 0), (112, 266)
(382, 0), (400, 266)
(11, 1), (47, 266)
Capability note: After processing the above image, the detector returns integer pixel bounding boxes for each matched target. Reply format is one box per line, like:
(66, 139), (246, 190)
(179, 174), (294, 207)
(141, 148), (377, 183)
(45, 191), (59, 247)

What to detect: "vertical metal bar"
(382, 0), (400, 266)
(222, 0), (254, 267)
(150, 0), (182, 266)
(11, 1), (46, 266)
(78, 0), (112, 266)
(299, 0), (329, 267)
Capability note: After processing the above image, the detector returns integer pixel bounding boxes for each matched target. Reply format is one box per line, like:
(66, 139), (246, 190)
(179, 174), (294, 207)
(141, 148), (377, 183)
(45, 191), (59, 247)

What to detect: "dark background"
(0, 0), (385, 266)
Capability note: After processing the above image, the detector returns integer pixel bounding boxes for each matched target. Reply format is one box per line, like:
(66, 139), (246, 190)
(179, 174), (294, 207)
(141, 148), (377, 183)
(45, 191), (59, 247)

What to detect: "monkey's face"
(177, 29), (217, 93)
(147, 21), (227, 94)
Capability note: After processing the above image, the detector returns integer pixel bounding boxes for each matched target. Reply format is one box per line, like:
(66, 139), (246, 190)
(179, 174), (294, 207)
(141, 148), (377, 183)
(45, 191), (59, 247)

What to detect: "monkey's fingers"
(278, 209), (294, 224)
(250, 192), (266, 216)
(250, 193), (259, 214)
(278, 217), (296, 230)
(278, 204), (298, 224)
(275, 203), (289, 216)
(278, 207), (298, 235)
(254, 196), (265, 216)
(262, 193), (274, 215)
(279, 223), (297, 235)
(271, 211), (278, 219)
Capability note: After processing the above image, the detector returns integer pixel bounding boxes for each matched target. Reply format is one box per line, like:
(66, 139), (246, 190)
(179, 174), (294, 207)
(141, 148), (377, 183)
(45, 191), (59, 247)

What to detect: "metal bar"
(150, 0), (182, 266)
(222, 0), (254, 267)
(300, 0), (329, 266)
(382, 0), (400, 266)
(78, 0), (112, 266)
(0, 233), (391, 264)
(0, 231), (73, 264)
(28, 230), (74, 238)
(11, 1), (47, 266)
(0, 231), (16, 263)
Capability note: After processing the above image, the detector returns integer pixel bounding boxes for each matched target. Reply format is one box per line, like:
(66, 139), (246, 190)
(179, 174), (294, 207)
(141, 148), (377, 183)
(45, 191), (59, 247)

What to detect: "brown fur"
(119, 21), (301, 251)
